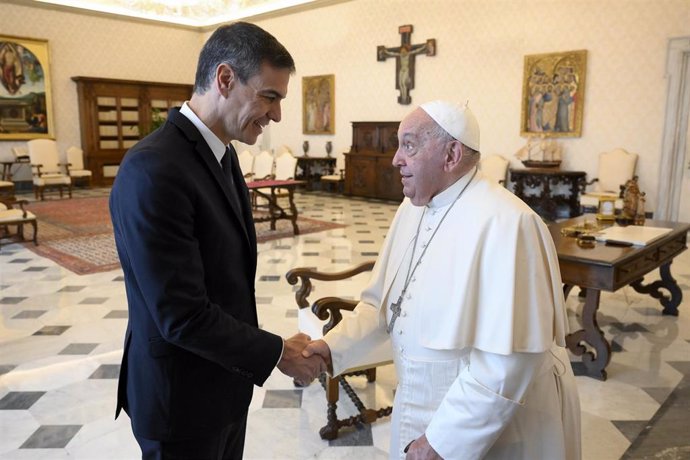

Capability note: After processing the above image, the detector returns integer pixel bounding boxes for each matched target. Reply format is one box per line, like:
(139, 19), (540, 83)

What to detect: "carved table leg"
(288, 188), (300, 235)
(630, 262), (682, 316)
(565, 288), (611, 380)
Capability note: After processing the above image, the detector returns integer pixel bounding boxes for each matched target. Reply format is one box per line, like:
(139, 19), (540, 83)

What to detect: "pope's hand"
(405, 434), (442, 460)
(302, 339), (332, 371)
(277, 333), (326, 384)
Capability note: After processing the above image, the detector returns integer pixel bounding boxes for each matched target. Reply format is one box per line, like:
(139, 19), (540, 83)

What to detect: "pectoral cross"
(377, 24), (436, 105)
(387, 294), (403, 334)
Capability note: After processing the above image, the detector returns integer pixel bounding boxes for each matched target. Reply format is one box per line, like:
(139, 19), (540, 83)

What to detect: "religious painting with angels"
(520, 49), (587, 138)
(303, 74), (335, 135)
(0, 35), (55, 140)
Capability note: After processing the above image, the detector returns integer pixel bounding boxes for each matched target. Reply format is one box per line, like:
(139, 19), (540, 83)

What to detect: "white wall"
(2, 0), (689, 210)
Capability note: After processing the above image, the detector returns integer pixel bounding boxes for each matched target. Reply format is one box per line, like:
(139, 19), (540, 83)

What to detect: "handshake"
(276, 333), (332, 385)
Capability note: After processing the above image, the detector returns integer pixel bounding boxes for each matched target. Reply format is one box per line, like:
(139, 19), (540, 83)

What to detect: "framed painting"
(0, 35), (55, 140)
(520, 49), (587, 138)
(303, 74), (335, 135)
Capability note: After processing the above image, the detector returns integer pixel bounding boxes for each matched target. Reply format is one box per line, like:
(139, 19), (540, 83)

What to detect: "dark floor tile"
(23, 267), (48, 272)
(20, 425), (82, 449)
(610, 340), (624, 352)
(59, 343), (99, 355)
(112, 276), (125, 281)
(285, 309), (298, 318)
(267, 259), (285, 263)
(608, 322), (650, 333)
(104, 310), (128, 319)
(643, 387), (673, 405)
(0, 297), (27, 304)
(328, 423), (374, 447)
(262, 389), (302, 408)
(12, 310), (47, 319)
(256, 297), (273, 304)
(58, 286), (86, 292)
(570, 361), (587, 376)
(89, 364), (120, 379)
(9, 258), (32, 263)
(33, 325), (70, 336)
(301, 252), (320, 256)
(612, 420), (648, 443)
(0, 365), (16, 375)
(332, 259), (352, 264)
(273, 245), (292, 250)
(259, 276), (281, 282)
(358, 240), (375, 244)
(0, 391), (45, 410)
(361, 252), (379, 256)
(79, 297), (108, 305)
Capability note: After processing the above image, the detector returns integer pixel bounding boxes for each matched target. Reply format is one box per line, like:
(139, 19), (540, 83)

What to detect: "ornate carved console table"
(549, 217), (689, 380)
(510, 168), (586, 221)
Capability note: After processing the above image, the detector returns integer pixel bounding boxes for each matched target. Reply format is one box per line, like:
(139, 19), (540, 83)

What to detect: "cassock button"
(425, 226), (432, 231)
(412, 277), (416, 282)
(398, 329), (403, 335)
(401, 311), (407, 317)
(406, 293), (411, 300)
(421, 242), (427, 248)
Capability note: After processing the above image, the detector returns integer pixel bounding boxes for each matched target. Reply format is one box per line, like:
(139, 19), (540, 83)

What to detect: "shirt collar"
(180, 101), (226, 165)
(426, 166), (478, 210)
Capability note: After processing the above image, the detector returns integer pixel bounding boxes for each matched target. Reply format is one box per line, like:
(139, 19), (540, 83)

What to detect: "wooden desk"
(294, 157), (335, 191)
(246, 179), (306, 235)
(549, 217), (690, 380)
(511, 168), (586, 221)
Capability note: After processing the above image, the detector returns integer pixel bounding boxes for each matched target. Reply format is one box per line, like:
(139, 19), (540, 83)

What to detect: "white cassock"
(323, 168), (581, 460)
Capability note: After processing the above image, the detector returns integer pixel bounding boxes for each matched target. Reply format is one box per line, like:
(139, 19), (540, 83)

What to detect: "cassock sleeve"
(425, 349), (547, 459)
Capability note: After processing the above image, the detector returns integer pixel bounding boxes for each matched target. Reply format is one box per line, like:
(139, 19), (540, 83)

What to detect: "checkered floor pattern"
(1, 188), (689, 459)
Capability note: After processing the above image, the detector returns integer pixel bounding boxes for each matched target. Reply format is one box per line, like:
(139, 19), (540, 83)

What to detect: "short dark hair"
(193, 22), (295, 94)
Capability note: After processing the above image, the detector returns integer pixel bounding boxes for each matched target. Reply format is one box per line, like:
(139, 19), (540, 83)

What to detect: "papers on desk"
(594, 225), (673, 246)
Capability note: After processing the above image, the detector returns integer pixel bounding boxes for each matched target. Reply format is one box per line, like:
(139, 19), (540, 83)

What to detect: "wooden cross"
(377, 24), (436, 105)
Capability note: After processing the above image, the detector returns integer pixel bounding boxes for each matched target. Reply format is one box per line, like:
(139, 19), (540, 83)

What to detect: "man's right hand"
(302, 339), (332, 371)
(277, 333), (326, 384)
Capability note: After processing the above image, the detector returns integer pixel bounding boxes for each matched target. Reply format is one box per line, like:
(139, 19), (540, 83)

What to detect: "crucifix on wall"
(377, 24), (436, 105)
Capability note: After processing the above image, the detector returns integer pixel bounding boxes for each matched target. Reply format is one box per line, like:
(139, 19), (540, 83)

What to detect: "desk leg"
(269, 188), (277, 230)
(565, 287), (611, 380)
(630, 262), (682, 316)
(288, 188), (300, 235)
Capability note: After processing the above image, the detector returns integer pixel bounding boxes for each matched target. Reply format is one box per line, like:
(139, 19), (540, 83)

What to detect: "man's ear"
(216, 63), (235, 97)
(443, 140), (463, 172)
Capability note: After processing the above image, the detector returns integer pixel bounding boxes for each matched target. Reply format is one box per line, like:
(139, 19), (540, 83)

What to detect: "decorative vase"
(302, 140), (309, 157)
(325, 141), (332, 158)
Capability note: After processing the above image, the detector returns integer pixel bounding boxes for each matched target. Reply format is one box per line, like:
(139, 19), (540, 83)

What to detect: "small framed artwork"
(0, 35), (55, 140)
(303, 74), (335, 135)
(520, 49), (587, 138)
(597, 197), (617, 222)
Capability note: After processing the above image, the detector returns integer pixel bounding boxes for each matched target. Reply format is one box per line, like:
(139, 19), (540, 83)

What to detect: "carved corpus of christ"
(377, 24), (436, 105)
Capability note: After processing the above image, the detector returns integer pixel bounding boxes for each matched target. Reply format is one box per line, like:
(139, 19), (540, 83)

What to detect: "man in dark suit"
(110, 22), (324, 459)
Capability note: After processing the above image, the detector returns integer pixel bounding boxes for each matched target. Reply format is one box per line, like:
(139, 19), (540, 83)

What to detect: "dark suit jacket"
(110, 108), (283, 441)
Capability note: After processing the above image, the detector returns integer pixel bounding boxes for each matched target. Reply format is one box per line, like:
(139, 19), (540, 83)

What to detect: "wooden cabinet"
(72, 76), (192, 186)
(344, 121), (403, 201)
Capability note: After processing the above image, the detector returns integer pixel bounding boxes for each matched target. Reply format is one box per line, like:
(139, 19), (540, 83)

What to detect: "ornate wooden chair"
(65, 146), (92, 187)
(580, 148), (638, 212)
(320, 154), (345, 193)
(0, 199), (38, 247)
(237, 150), (255, 181)
(27, 139), (72, 200)
(286, 261), (393, 440)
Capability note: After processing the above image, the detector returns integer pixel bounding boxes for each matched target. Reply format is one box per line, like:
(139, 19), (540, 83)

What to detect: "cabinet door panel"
(347, 156), (376, 197)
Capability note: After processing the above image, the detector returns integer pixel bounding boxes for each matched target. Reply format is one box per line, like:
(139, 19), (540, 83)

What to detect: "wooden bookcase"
(344, 121), (403, 201)
(72, 76), (193, 186)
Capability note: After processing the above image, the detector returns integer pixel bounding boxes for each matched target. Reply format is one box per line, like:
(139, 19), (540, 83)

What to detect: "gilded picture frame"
(0, 35), (55, 140)
(303, 74), (335, 135)
(520, 49), (587, 138)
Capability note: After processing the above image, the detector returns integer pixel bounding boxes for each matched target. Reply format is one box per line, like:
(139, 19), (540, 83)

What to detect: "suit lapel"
(168, 109), (252, 246)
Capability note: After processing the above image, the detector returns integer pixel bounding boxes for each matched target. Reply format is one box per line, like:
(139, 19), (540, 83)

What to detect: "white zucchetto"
(420, 100), (480, 151)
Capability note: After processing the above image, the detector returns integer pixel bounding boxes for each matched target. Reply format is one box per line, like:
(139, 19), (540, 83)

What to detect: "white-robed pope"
(303, 100), (581, 460)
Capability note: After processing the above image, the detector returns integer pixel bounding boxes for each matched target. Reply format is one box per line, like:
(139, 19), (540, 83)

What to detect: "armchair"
(320, 154), (346, 192)
(0, 199), (38, 247)
(237, 150), (255, 181)
(27, 139), (72, 200)
(65, 146), (92, 187)
(479, 154), (509, 185)
(580, 148), (638, 211)
(286, 261), (393, 440)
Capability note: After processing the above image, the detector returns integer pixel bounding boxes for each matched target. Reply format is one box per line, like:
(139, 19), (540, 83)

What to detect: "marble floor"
(1, 188), (689, 459)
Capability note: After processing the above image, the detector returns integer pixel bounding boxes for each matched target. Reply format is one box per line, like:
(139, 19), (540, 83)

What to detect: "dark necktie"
(221, 149), (243, 215)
